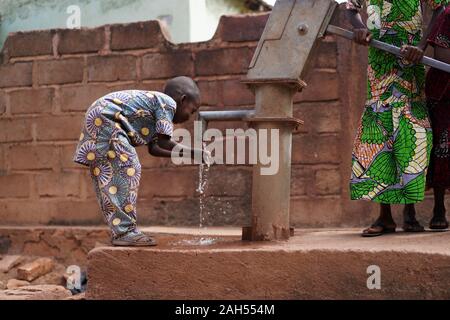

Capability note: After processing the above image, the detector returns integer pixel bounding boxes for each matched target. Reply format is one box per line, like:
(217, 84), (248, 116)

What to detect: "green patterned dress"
(347, 0), (448, 204)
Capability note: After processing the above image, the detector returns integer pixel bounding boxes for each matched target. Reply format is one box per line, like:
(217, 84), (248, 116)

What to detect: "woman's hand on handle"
(353, 28), (372, 46)
(400, 45), (424, 64)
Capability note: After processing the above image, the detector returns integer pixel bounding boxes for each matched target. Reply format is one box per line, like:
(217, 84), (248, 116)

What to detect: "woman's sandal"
(111, 231), (158, 247)
(402, 220), (425, 232)
(362, 220), (396, 237)
(429, 215), (449, 230)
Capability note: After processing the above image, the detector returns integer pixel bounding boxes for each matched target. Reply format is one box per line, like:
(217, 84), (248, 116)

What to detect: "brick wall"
(0, 5), (442, 228)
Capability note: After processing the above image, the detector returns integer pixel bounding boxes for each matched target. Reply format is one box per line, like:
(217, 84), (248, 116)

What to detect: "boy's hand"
(353, 28), (372, 45)
(400, 45), (424, 64)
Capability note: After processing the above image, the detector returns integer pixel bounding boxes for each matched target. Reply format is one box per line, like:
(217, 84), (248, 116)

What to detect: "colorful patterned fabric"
(348, 0), (448, 204)
(89, 147), (141, 238)
(73, 90), (176, 237)
(426, 6), (450, 188)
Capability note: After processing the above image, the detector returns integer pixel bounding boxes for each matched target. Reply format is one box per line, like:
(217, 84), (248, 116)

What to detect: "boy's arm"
(148, 134), (206, 160)
(148, 139), (173, 158)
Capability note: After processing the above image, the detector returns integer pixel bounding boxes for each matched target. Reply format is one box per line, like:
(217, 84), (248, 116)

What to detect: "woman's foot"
(362, 219), (396, 237)
(430, 188), (448, 230)
(429, 210), (448, 230)
(402, 204), (425, 232)
(111, 230), (158, 246)
(402, 220), (425, 232)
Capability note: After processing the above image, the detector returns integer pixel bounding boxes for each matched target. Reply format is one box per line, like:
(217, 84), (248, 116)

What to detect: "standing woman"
(426, 5), (450, 230)
(346, 0), (447, 236)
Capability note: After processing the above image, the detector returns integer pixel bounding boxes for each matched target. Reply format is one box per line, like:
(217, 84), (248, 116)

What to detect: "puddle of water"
(174, 237), (219, 246)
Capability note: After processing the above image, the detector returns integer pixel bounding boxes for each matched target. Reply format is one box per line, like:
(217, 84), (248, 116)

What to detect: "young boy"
(73, 76), (208, 246)
(346, 0), (447, 236)
(425, 5), (449, 229)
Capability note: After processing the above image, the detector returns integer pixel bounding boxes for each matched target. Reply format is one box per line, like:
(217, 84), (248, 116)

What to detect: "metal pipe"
(326, 25), (450, 73)
(194, 109), (255, 158)
(197, 109), (255, 122)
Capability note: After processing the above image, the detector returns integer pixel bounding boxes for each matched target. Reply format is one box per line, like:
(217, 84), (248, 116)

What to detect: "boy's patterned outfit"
(347, 0), (448, 204)
(73, 90), (176, 238)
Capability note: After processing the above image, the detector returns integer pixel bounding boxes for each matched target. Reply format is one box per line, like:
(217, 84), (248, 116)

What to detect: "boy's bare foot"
(111, 230), (157, 247)
(402, 204), (424, 232)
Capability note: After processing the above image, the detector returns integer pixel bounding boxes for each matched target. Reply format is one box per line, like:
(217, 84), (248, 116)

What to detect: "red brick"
(106, 82), (160, 93)
(53, 200), (103, 224)
(81, 173), (96, 199)
(9, 88), (54, 114)
(3, 30), (53, 58)
(0, 145), (5, 173)
(314, 168), (341, 195)
(141, 51), (194, 79)
(195, 47), (251, 76)
(294, 70), (339, 102)
(0, 174), (30, 198)
(8, 145), (59, 170)
(36, 58), (84, 85)
(0, 199), (55, 224)
(144, 198), (196, 225)
(290, 197), (342, 227)
(148, 196), (250, 226)
(197, 196), (251, 226)
(139, 169), (197, 198)
(292, 135), (340, 165)
(205, 167), (251, 196)
(0, 63), (33, 88)
(315, 41), (337, 69)
(293, 101), (341, 134)
(0, 91), (6, 115)
(54, 201), (102, 223)
(136, 146), (174, 169)
(34, 171), (81, 197)
(197, 79), (254, 107)
(197, 80), (221, 106)
(60, 143), (83, 169)
(16, 257), (54, 281)
(222, 79), (254, 106)
(60, 84), (110, 112)
(290, 166), (308, 196)
(0, 118), (33, 143)
(217, 13), (269, 42)
(35, 115), (84, 141)
(58, 28), (104, 54)
(87, 55), (136, 82)
(110, 21), (165, 51)
(126, 81), (166, 92)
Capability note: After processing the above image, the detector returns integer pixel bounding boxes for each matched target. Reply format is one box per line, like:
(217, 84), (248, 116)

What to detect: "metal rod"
(326, 24), (450, 73)
(195, 110), (255, 150)
(197, 109), (255, 122)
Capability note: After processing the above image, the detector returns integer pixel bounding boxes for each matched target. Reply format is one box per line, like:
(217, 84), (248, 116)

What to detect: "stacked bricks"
(2, 4), (435, 228)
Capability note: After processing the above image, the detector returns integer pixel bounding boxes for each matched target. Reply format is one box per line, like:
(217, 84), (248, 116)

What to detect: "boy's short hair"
(164, 76), (200, 103)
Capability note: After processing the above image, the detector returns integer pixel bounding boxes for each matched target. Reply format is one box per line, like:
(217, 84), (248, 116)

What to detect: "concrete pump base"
(86, 228), (450, 300)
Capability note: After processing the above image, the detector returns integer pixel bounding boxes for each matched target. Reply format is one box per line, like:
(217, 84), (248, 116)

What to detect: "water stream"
(175, 150), (218, 246)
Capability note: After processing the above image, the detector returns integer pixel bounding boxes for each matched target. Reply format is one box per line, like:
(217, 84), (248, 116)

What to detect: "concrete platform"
(87, 228), (450, 300)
